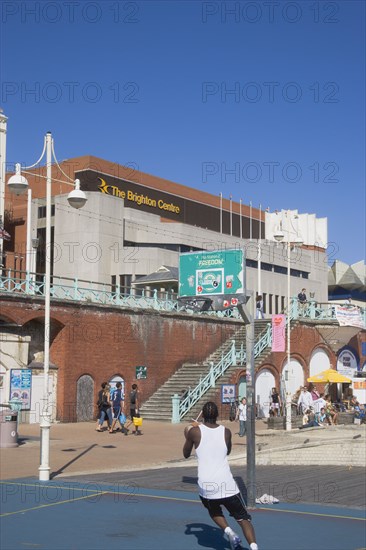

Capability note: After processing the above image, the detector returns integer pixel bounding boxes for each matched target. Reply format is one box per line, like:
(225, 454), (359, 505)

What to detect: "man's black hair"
(202, 401), (218, 423)
(132, 383), (138, 390)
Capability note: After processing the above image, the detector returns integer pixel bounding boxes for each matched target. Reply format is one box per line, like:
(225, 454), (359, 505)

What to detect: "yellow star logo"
(98, 177), (110, 194)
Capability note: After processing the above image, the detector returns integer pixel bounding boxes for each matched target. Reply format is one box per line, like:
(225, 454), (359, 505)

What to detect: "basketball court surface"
(1, 477), (365, 550)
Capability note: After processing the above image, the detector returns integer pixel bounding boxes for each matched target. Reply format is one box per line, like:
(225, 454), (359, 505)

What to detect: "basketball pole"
(237, 294), (256, 508)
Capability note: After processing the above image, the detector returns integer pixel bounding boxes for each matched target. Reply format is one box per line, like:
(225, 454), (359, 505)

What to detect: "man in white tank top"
(183, 401), (258, 550)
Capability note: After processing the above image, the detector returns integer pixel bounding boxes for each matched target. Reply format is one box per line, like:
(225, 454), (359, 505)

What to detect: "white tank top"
(196, 424), (239, 499)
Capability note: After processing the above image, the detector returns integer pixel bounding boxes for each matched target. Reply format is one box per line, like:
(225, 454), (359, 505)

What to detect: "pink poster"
(272, 314), (286, 352)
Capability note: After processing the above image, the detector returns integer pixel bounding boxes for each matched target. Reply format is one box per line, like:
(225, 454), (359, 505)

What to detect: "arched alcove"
(77, 375), (94, 421)
(309, 348), (331, 377)
(256, 369), (275, 418)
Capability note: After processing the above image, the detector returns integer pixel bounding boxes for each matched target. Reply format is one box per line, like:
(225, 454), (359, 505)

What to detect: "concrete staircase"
(140, 320), (271, 422)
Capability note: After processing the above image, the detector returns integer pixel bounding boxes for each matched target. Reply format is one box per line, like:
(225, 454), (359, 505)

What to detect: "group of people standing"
(296, 385), (339, 427)
(96, 382), (142, 435)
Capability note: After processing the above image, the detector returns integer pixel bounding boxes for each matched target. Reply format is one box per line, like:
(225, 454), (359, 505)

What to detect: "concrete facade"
(4, 156), (329, 314)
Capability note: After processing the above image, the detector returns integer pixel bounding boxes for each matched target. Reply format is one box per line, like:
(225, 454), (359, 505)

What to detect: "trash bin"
(9, 398), (23, 426)
(0, 408), (19, 448)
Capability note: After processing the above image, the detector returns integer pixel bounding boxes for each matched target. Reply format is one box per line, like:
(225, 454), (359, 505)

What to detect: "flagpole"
(239, 198), (242, 240)
(249, 201), (252, 241)
(219, 192), (222, 234)
(230, 195), (232, 236)
(258, 203), (262, 295)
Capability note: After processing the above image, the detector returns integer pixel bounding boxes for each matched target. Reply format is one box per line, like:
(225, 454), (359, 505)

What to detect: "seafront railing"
(1, 269), (364, 323)
(0, 269), (242, 319)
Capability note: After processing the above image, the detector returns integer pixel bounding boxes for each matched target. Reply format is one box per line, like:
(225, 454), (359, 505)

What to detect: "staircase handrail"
(177, 322), (272, 421)
(176, 298), (303, 422)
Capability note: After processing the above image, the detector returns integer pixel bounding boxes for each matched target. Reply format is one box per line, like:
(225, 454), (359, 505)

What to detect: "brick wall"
(0, 296), (240, 421)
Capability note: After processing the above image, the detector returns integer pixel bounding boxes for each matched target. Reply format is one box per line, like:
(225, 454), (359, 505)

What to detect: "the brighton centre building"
(3, 155), (328, 305)
(1, 155), (335, 422)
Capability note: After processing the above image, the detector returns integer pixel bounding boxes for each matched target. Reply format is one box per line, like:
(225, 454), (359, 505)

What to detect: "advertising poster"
(179, 250), (246, 311)
(9, 369), (32, 410)
(336, 347), (359, 377)
(272, 314), (286, 352)
(179, 250), (245, 298)
(136, 366), (147, 380)
(221, 384), (236, 403)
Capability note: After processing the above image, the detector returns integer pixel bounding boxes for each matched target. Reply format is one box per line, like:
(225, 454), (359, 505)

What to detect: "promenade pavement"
(1, 418), (365, 480)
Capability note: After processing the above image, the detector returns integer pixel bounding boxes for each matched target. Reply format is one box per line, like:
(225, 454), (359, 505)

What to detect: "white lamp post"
(274, 210), (303, 431)
(7, 132), (87, 480)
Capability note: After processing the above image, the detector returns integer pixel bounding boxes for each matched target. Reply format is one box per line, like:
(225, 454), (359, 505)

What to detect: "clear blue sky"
(1, 0), (365, 265)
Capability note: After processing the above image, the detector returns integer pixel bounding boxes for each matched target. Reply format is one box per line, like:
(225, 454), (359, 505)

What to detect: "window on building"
(111, 275), (116, 294)
(38, 205), (55, 218)
(262, 292), (267, 313)
(119, 275), (132, 295)
(275, 295), (279, 314)
(281, 296), (285, 312)
(290, 268), (302, 278)
(269, 294), (273, 314)
(274, 265), (287, 275)
(261, 262), (273, 272)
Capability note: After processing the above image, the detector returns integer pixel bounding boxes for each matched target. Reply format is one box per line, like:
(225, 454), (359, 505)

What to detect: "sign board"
(179, 249), (245, 311)
(335, 305), (365, 329)
(9, 369), (32, 410)
(337, 347), (359, 377)
(136, 366), (147, 380)
(221, 384), (236, 403)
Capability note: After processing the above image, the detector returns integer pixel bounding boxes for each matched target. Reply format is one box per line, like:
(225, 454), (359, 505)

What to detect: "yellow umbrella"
(307, 369), (351, 384)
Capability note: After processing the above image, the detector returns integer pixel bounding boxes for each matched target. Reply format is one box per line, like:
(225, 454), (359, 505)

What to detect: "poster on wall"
(337, 347), (359, 378)
(136, 366), (147, 380)
(9, 369), (32, 410)
(221, 384), (236, 403)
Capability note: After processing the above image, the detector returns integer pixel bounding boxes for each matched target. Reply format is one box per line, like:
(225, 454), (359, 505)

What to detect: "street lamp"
(7, 132), (87, 480)
(274, 211), (303, 431)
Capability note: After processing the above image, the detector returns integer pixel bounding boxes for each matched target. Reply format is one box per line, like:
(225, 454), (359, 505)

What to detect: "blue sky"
(1, 0), (365, 265)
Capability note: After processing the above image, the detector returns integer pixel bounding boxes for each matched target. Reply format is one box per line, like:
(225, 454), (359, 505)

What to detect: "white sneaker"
(249, 544), (259, 550)
(227, 531), (242, 550)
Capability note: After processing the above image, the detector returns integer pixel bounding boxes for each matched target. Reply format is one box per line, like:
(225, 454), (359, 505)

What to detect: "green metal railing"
(0, 270), (241, 319)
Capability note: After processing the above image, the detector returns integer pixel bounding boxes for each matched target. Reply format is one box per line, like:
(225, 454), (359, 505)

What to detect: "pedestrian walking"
(183, 401), (258, 550)
(127, 383), (142, 435)
(255, 295), (264, 319)
(111, 382), (128, 435)
(96, 383), (113, 433)
(235, 397), (247, 437)
(270, 388), (281, 417)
